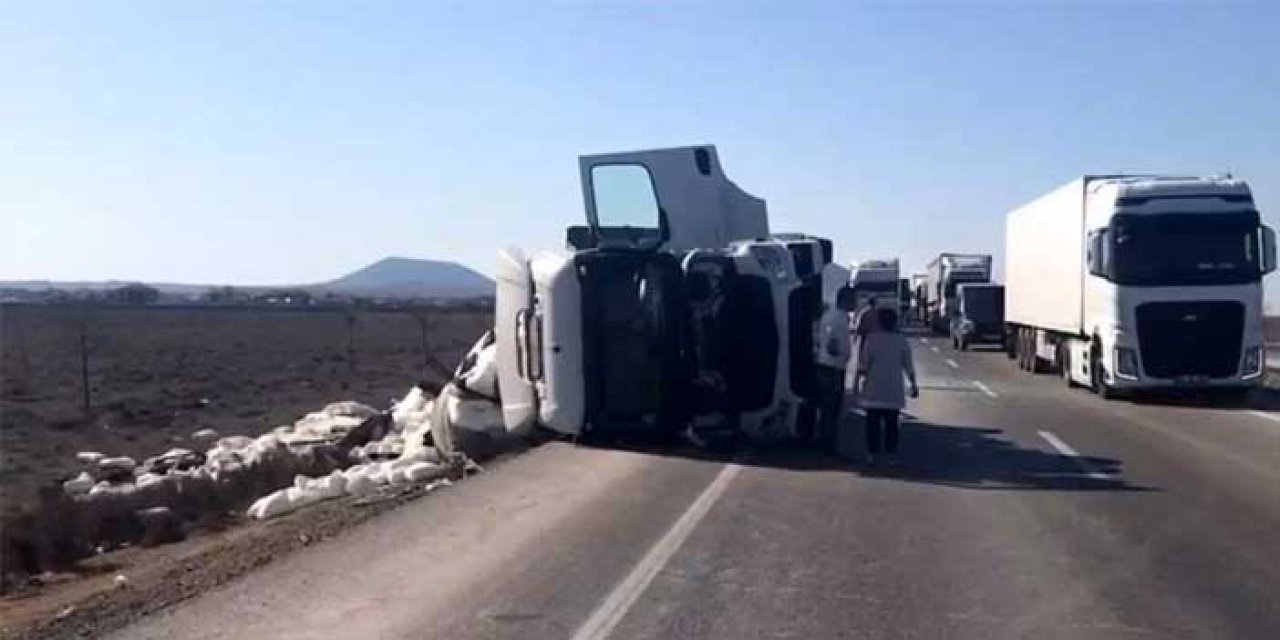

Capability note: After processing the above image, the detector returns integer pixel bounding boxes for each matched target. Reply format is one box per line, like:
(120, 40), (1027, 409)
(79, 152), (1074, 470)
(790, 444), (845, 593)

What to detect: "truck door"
(579, 145), (767, 252)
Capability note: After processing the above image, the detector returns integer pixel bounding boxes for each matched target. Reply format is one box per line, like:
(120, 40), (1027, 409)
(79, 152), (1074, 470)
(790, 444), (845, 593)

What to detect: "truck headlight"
(1114, 347), (1140, 379)
(1241, 346), (1264, 379)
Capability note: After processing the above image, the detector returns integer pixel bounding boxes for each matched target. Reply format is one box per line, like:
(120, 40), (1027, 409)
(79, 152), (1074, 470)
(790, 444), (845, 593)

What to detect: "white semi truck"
(849, 259), (900, 311)
(924, 253), (993, 335)
(1005, 175), (1276, 398)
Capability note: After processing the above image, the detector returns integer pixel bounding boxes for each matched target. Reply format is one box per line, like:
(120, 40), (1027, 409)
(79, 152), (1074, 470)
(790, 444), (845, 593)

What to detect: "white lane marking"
(946, 358), (960, 369)
(920, 338), (930, 344)
(572, 463), (742, 640)
(972, 380), (998, 398)
(1038, 430), (1111, 481)
(930, 346), (940, 354)
(1247, 410), (1280, 423)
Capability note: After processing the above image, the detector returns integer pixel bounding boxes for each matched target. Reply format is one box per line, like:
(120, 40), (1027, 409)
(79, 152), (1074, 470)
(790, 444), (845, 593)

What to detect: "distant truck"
(950, 283), (1005, 350)
(898, 278), (911, 319)
(910, 273), (928, 324)
(849, 259), (900, 311)
(925, 253), (993, 335)
(1005, 175), (1276, 398)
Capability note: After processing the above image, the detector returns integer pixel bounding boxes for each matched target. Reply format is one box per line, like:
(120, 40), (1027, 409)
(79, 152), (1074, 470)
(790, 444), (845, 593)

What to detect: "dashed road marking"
(945, 358), (960, 369)
(572, 463), (742, 640)
(1248, 410), (1280, 423)
(930, 346), (940, 354)
(972, 380), (998, 398)
(1038, 430), (1111, 481)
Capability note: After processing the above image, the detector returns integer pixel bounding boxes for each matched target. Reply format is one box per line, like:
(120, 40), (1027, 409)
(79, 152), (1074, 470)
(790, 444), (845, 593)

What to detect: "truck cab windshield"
(961, 287), (1004, 323)
(944, 272), (987, 297)
(1111, 212), (1262, 286)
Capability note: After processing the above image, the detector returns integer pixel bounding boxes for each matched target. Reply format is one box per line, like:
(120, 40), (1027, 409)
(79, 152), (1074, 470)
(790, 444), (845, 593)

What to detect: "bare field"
(0, 305), (490, 518)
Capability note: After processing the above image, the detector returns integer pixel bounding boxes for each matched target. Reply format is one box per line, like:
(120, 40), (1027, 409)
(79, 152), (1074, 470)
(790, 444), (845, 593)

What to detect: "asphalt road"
(111, 336), (1280, 639)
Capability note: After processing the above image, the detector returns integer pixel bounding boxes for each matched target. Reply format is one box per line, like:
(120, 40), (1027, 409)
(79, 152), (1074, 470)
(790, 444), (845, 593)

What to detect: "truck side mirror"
(1087, 230), (1107, 277)
(1262, 226), (1277, 275)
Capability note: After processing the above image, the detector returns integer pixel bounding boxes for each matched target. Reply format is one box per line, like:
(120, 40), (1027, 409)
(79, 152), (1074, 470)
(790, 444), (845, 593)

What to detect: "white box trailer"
(1005, 175), (1276, 397)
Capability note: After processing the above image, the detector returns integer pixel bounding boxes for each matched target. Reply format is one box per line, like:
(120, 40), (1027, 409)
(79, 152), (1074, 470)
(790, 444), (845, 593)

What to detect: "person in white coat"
(854, 308), (918, 465)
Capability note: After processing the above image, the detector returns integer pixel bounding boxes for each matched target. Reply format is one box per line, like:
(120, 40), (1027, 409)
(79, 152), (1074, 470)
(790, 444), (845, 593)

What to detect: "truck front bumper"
(1106, 372), (1265, 391)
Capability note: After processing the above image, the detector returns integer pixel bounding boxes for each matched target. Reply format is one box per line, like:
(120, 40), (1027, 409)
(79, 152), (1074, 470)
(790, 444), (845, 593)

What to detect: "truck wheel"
(1004, 330), (1017, 360)
(1018, 329), (1031, 372)
(1091, 350), (1116, 400)
(1015, 329), (1025, 370)
(1029, 341), (1044, 374)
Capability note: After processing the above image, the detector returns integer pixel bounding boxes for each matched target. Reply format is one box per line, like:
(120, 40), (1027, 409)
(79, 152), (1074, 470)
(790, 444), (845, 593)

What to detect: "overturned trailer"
(499, 145), (830, 442)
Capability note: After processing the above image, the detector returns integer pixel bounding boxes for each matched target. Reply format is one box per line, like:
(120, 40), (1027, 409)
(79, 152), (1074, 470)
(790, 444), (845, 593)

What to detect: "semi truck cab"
(1079, 177), (1275, 394)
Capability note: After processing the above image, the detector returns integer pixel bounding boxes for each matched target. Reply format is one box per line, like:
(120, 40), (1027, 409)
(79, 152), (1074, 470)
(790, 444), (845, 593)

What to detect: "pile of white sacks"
(243, 387), (451, 520)
(61, 332), (508, 527)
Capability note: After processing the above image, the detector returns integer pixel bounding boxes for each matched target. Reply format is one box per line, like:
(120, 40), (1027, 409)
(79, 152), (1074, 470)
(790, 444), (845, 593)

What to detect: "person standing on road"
(850, 295), (879, 376)
(851, 295), (880, 337)
(854, 308), (918, 466)
(814, 286), (854, 451)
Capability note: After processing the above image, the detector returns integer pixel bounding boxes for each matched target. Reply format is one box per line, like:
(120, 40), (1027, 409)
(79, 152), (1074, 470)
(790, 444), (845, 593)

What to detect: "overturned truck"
(497, 145), (836, 443)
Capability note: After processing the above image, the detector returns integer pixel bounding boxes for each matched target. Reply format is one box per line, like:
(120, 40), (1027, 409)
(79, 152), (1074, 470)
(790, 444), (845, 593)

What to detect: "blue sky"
(4, 2), (1279, 298)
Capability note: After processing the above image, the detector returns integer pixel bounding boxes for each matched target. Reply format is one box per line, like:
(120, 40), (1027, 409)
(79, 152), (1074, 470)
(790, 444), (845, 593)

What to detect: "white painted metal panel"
(1005, 179), (1087, 335)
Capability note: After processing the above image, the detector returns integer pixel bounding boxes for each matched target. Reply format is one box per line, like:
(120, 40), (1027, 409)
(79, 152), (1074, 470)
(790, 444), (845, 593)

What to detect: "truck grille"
(1135, 302), (1244, 379)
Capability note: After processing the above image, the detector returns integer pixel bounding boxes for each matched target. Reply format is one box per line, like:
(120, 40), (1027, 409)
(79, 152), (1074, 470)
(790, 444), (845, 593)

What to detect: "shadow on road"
(588, 412), (1154, 494)
(829, 412), (1152, 492)
(1117, 386), (1280, 412)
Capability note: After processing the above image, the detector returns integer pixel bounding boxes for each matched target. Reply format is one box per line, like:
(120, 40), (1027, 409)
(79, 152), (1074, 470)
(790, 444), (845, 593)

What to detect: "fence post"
(77, 304), (92, 411)
(412, 309), (452, 381)
(344, 310), (358, 376)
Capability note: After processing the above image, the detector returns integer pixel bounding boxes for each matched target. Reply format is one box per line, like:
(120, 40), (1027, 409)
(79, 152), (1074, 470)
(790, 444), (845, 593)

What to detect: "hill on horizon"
(320, 257), (493, 298)
(0, 256), (494, 300)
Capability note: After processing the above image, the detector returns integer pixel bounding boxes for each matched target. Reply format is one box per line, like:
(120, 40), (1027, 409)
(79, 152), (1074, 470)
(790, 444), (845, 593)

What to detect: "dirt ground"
(0, 471), (473, 640)
(0, 305), (491, 520)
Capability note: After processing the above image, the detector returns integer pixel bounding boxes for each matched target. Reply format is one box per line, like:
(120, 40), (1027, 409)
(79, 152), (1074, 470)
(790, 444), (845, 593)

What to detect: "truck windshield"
(944, 272), (987, 297)
(962, 288), (1004, 323)
(856, 280), (898, 294)
(1111, 213), (1262, 286)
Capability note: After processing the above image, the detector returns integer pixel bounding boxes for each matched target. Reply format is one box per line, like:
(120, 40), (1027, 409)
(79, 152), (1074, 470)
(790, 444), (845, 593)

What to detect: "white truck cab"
(1006, 175), (1277, 397)
(850, 258), (901, 311)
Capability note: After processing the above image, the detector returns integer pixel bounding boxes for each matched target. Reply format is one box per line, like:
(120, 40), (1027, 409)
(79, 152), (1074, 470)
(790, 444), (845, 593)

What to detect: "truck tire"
(1004, 329), (1017, 360)
(1018, 329), (1031, 372)
(1060, 343), (1075, 387)
(1091, 349), (1117, 400)
(1029, 336), (1045, 374)
(1013, 330), (1024, 369)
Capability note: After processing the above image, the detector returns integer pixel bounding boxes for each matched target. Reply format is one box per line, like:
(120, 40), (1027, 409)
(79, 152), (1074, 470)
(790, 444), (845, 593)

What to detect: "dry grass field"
(0, 305), (490, 519)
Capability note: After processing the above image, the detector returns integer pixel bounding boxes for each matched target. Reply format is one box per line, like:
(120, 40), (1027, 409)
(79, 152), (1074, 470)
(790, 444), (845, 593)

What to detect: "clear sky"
(4, 2), (1279, 298)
